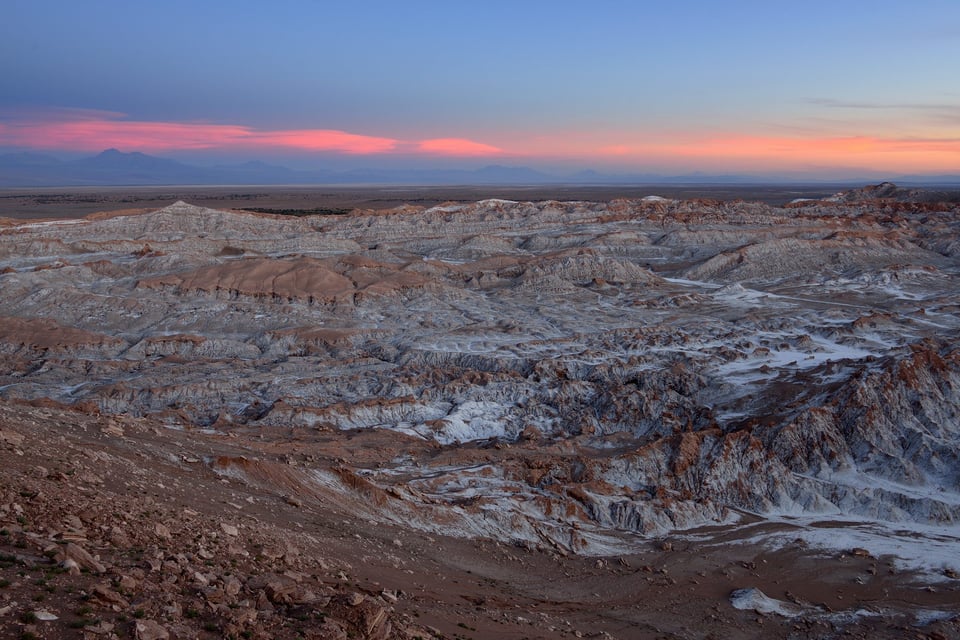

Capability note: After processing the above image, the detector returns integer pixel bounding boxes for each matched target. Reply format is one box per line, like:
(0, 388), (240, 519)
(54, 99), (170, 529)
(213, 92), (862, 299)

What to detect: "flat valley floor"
(0, 184), (857, 220)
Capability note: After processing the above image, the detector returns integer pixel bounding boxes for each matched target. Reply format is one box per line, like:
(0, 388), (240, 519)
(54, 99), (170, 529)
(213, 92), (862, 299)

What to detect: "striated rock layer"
(2, 195), (960, 565)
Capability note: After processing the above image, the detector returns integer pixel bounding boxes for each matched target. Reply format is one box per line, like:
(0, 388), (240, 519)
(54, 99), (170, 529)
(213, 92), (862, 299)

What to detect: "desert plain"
(1, 184), (959, 639)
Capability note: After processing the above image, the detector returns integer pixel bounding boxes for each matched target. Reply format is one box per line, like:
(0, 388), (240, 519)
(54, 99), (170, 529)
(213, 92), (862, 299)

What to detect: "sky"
(1, 0), (959, 178)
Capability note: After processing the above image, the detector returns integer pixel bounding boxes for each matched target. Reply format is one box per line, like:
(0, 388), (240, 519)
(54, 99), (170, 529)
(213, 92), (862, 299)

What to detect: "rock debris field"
(1, 185), (960, 638)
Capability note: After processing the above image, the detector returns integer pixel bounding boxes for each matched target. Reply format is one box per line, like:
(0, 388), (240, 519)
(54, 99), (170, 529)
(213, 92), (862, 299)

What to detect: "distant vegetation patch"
(239, 206), (352, 216)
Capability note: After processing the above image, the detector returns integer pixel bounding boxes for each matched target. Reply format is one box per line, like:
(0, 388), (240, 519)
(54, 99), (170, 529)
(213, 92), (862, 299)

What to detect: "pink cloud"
(0, 112), (515, 157)
(416, 138), (503, 156)
(0, 112), (399, 154)
(250, 129), (397, 154)
(0, 118), (254, 151)
(0, 109), (516, 157)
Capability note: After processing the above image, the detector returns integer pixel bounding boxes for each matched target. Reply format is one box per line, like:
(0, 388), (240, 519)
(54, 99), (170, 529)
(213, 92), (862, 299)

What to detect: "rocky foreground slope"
(1, 190), (960, 637)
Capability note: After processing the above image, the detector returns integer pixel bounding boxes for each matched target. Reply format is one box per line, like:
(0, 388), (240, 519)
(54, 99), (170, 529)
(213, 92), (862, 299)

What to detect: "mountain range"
(1, 148), (959, 187)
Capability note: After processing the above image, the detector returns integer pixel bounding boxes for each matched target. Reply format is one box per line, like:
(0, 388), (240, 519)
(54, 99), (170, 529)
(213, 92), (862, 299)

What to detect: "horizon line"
(2, 147), (960, 186)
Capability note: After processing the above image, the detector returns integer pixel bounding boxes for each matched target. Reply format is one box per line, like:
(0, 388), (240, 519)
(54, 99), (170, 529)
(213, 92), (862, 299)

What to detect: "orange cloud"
(416, 138), (503, 156)
(574, 134), (960, 173)
(596, 144), (633, 156)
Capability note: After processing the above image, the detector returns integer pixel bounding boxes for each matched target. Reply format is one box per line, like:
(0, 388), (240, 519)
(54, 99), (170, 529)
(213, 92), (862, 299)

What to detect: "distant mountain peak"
(82, 149), (185, 166)
(1, 149), (958, 187)
(93, 148), (157, 161)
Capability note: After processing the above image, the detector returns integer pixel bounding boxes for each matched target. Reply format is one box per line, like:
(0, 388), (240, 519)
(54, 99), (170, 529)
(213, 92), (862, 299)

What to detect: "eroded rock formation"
(2, 194), (960, 558)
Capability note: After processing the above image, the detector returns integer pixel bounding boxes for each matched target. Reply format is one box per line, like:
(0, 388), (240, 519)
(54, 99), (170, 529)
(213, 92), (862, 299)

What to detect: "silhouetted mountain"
(569, 169), (669, 184)
(0, 150), (561, 186)
(210, 160), (335, 183)
(0, 152), (63, 167)
(0, 152), (71, 186)
(335, 165), (558, 185)
(472, 165), (553, 183)
(68, 149), (210, 184)
(893, 174), (960, 186)
(1, 149), (959, 187)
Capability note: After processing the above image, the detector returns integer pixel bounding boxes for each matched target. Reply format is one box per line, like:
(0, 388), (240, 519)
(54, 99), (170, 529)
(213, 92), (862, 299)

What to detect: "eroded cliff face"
(2, 195), (959, 558)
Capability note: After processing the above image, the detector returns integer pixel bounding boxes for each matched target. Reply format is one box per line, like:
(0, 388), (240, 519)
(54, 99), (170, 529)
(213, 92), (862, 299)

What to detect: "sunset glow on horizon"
(2, 1), (958, 179)
(1, 111), (957, 174)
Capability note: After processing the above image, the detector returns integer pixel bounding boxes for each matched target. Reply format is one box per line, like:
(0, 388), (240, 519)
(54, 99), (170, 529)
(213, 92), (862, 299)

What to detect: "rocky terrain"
(1, 187), (960, 638)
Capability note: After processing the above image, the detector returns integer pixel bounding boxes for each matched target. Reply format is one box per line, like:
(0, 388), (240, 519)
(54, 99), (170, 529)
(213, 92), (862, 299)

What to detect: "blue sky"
(2, 0), (959, 176)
